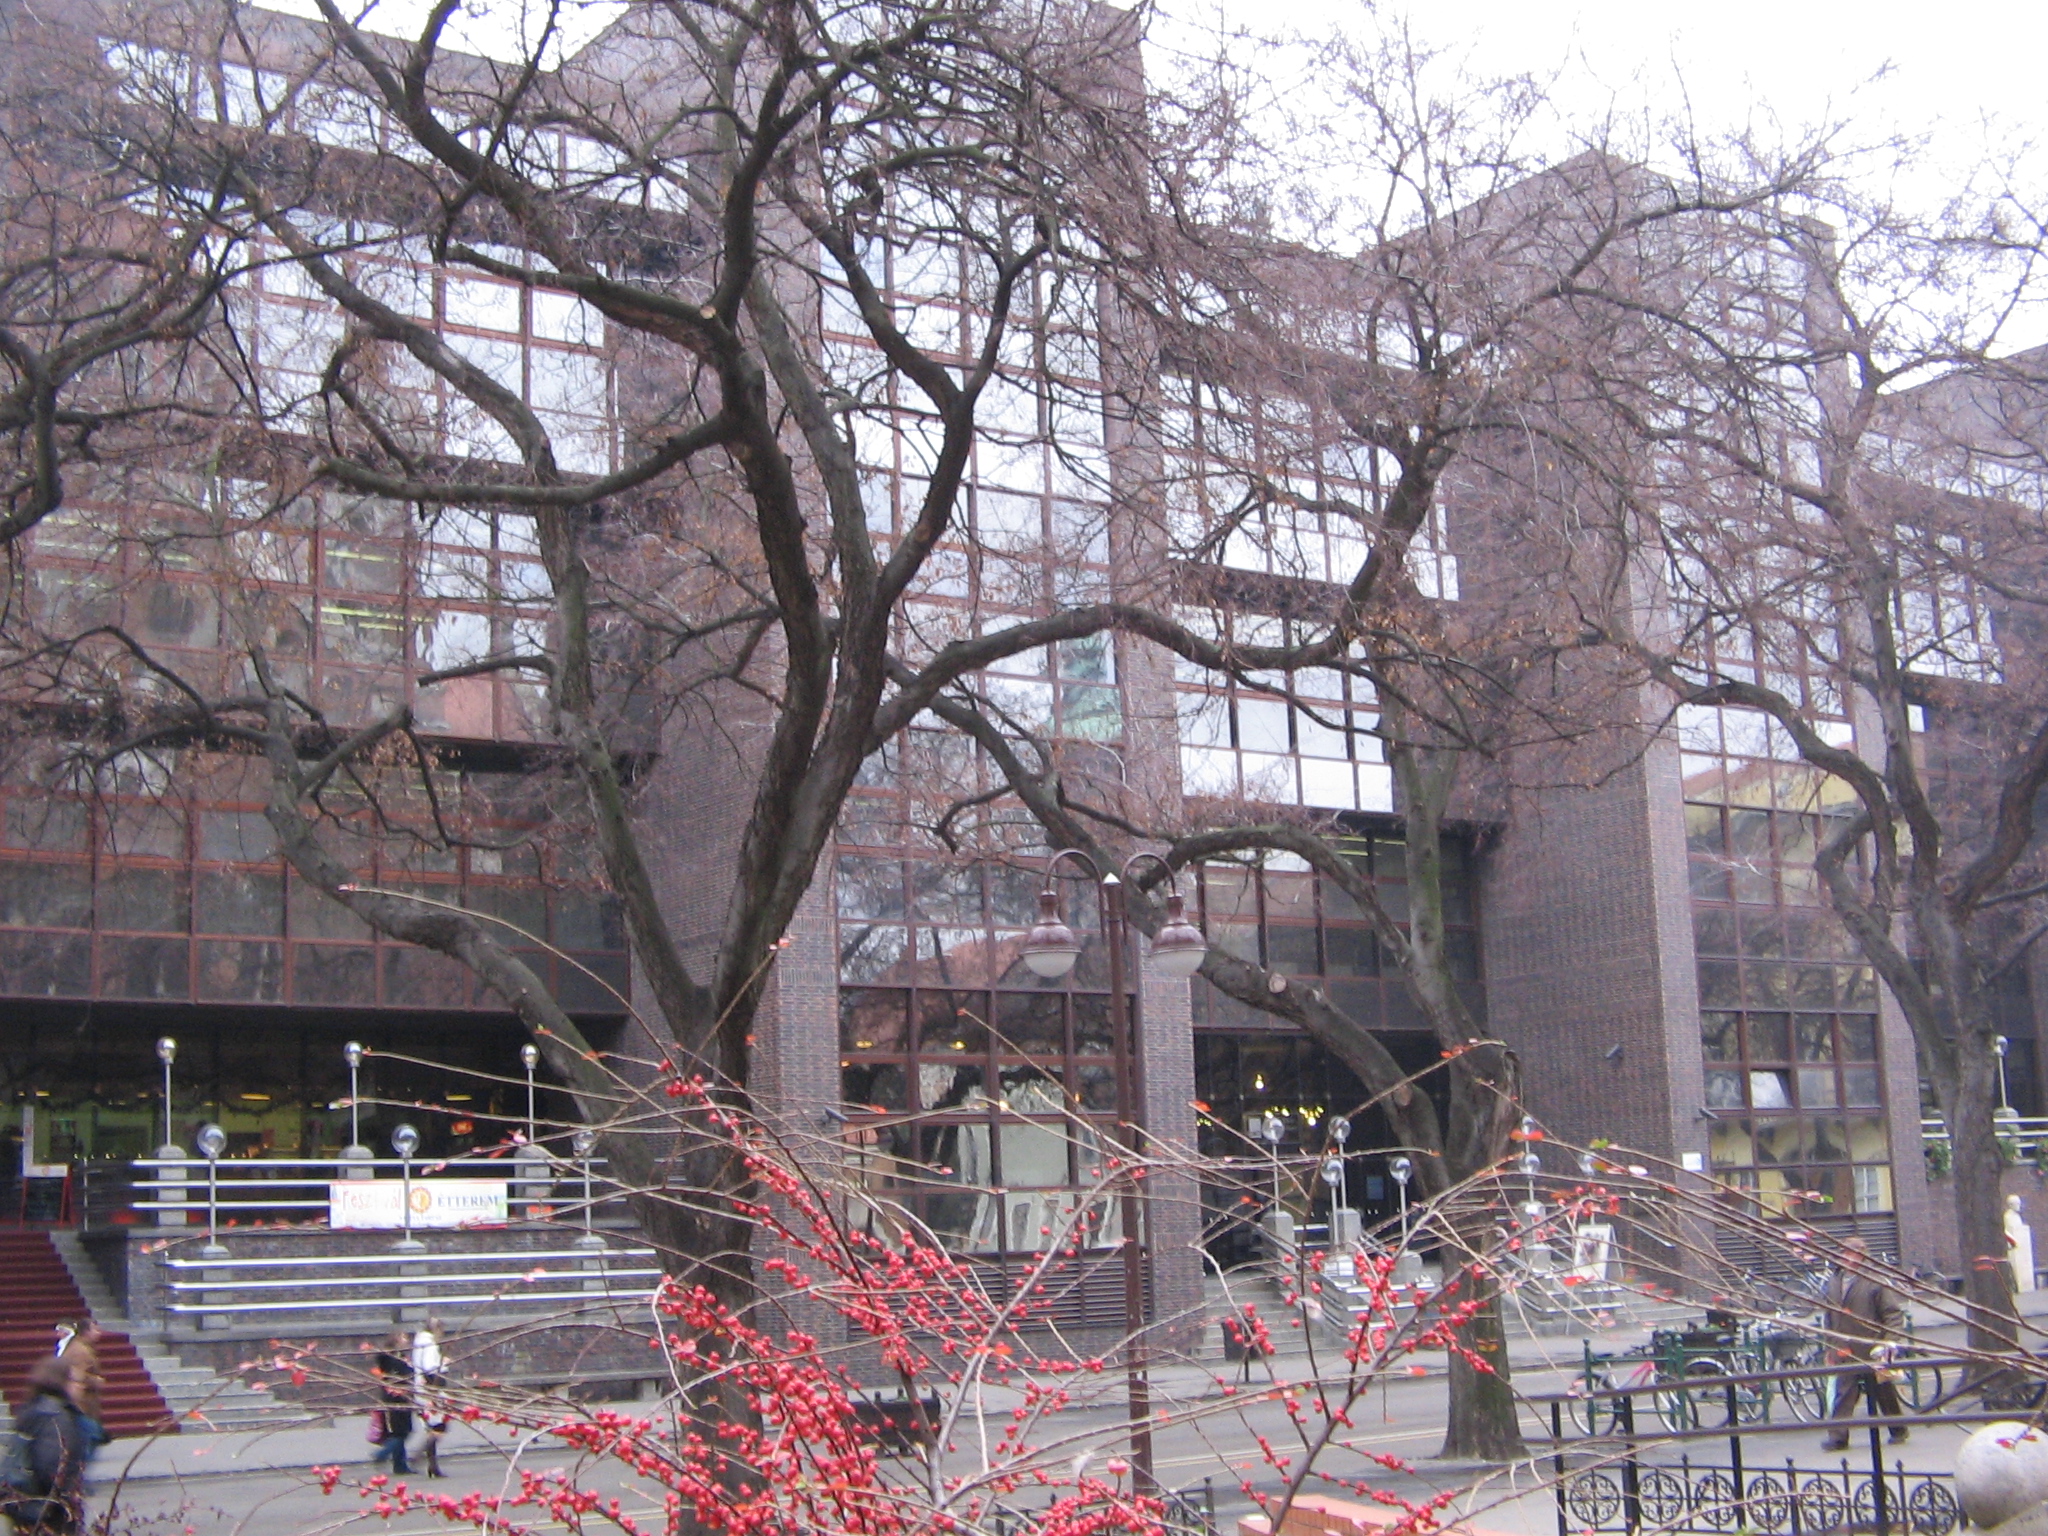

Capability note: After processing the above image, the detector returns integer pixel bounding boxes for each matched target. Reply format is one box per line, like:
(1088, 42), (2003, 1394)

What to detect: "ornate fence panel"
(1558, 1454), (1960, 1536)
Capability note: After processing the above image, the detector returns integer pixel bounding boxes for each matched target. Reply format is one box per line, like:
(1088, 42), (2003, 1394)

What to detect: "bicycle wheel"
(1895, 1352), (1946, 1413)
(1654, 1361), (1716, 1432)
(1566, 1374), (1615, 1436)
(1778, 1350), (1832, 1422)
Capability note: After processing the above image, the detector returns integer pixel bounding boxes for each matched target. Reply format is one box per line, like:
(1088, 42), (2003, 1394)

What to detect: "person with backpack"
(3, 1356), (89, 1534)
(367, 1331), (414, 1477)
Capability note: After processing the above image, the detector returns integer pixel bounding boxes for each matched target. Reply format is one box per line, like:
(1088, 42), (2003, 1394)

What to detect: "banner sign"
(329, 1179), (509, 1230)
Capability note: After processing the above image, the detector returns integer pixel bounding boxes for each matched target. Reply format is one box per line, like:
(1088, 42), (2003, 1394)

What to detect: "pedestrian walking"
(55, 1323), (105, 1459)
(411, 1323), (447, 1478)
(367, 1331), (414, 1476)
(1821, 1237), (1911, 1451)
(2, 1356), (90, 1534)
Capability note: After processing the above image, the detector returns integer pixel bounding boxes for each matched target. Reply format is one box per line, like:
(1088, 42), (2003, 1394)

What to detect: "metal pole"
(1551, 1401), (1569, 1536)
(1101, 873), (1156, 1494)
(1619, 1392), (1641, 1535)
(163, 1060), (173, 1150)
(1868, 1379), (1889, 1536)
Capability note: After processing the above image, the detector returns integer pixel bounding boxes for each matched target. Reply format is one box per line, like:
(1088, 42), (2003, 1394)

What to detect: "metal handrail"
(1922, 1114), (2048, 1145)
(131, 1153), (607, 1179)
(166, 1286), (661, 1315)
(158, 1244), (656, 1271)
(166, 1265), (662, 1293)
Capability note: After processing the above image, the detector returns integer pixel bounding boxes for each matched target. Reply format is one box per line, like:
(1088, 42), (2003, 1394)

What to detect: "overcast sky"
(1148, 0), (2044, 214)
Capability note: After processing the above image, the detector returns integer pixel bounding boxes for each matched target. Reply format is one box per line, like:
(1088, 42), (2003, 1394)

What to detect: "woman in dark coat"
(368, 1331), (414, 1477)
(4, 1355), (88, 1533)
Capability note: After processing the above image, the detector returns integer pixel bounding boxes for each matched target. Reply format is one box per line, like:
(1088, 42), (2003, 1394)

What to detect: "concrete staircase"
(43, 1228), (318, 1433)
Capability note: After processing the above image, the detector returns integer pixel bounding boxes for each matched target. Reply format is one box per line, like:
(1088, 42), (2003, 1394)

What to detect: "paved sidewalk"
(95, 1414), (566, 1484)
(101, 1283), (2048, 1484)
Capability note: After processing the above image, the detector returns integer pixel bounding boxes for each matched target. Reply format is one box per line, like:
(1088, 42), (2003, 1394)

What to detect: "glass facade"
(832, 849), (1133, 1256)
(1191, 834), (1482, 1034)
(1682, 711), (1893, 1215)
(0, 765), (626, 1014)
(2, 1012), (549, 1163)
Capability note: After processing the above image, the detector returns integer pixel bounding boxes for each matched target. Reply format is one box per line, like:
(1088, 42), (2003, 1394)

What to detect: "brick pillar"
(1136, 950), (1203, 1351)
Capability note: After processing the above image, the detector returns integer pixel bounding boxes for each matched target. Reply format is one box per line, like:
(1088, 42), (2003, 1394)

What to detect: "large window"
(838, 985), (1126, 1255)
(0, 767), (626, 1015)
(31, 482), (553, 739)
(1158, 378), (1459, 598)
(1686, 794), (1891, 1214)
(1176, 611), (1392, 812)
(1190, 836), (1482, 1033)
(832, 843), (1139, 1256)
(824, 197), (1121, 746)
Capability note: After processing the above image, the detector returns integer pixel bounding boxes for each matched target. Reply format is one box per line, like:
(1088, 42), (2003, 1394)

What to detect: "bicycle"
(1568, 1337), (1758, 1435)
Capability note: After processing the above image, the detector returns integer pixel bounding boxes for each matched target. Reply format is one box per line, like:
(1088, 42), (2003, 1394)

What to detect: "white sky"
(1151, 0), (2045, 207)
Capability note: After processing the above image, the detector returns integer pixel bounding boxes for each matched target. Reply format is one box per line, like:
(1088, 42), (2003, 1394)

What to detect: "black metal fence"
(1535, 1363), (1977, 1536)
(1555, 1450), (1959, 1536)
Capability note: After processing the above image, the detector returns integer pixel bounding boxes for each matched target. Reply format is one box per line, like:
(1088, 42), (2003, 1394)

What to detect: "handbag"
(366, 1410), (387, 1446)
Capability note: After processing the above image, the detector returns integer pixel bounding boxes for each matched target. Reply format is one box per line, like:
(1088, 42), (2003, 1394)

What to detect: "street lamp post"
(391, 1123), (425, 1254)
(1388, 1154), (1422, 1283)
(516, 1044), (547, 1218)
(1262, 1110), (1287, 1243)
(1320, 1155), (1345, 1256)
(1019, 848), (1206, 1495)
(341, 1042), (372, 1179)
(196, 1122), (228, 1259)
(521, 1044), (540, 1142)
(155, 1037), (180, 1155)
(154, 1036), (188, 1229)
(1328, 1115), (1354, 1247)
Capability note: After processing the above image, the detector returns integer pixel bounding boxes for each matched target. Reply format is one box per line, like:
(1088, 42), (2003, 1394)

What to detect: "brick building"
(0, 0), (2039, 1319)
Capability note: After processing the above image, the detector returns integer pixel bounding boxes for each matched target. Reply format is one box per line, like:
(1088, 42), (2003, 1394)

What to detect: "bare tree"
(1580, 171), (2048, 1358)
(899, 28), (1828, 1457)
(0, 10), (239, 548)
(0, 0), (1180, 1349)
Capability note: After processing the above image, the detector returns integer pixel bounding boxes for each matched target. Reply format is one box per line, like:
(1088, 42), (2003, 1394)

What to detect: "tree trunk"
(1939, 1039), (2023, 1361)
(1437, 1047), (1525, 1461)
(1439, 1220), (1520, 1461)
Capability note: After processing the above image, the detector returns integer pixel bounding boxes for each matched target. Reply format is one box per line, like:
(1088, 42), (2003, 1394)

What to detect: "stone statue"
(2009, 1194), (2038, 1294)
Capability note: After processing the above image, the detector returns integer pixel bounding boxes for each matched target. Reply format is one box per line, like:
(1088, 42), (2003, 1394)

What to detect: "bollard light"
(521, 1043), (541, 1144)
(197, 1122), (228, 1258)
(391, 1122), (425, 1254)
(572, 1128), (602, 1250)
(343, 1041), (367, 1151)
(1326, 1115), (1352, 1220)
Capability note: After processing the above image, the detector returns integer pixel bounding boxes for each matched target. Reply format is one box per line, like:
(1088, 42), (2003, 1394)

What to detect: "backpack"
(0, 1421), (44, 1496)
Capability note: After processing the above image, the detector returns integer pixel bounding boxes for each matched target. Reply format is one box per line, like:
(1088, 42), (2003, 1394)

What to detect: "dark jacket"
(373, 1352), (414, 1432)
(13, 1389), (87, 1498)
(1826, 1267), (1908, 1353)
